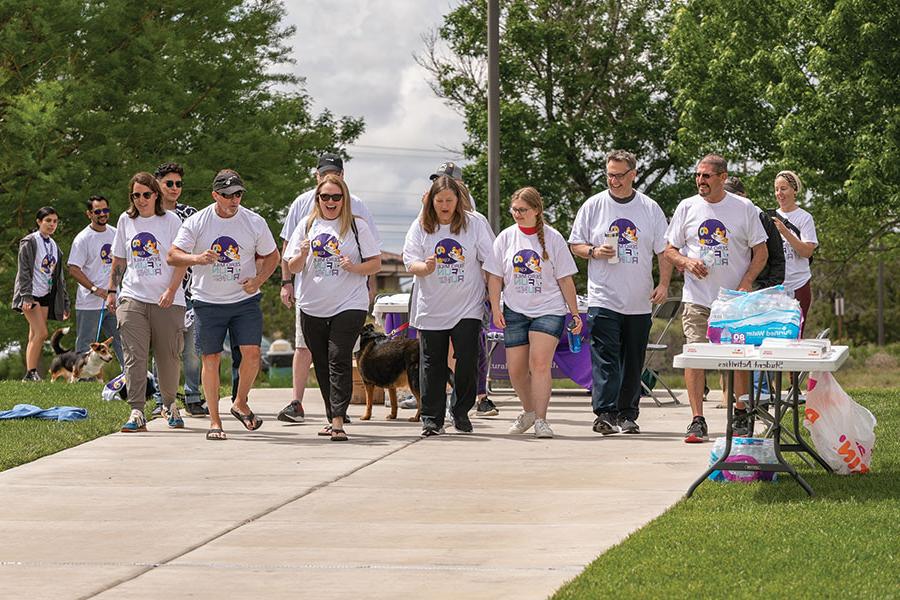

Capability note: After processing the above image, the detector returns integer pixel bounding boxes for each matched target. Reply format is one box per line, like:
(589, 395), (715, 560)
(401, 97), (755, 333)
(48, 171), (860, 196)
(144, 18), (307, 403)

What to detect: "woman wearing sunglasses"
(485, 187), (581, 438)
(12, 206), (70, 381)
(107, 172), (188, 433)
(285, 174), (381, 441)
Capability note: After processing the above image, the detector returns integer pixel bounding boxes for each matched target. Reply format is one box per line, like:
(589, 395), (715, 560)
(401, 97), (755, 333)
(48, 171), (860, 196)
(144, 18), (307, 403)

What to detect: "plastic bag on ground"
(708, 437), (778, 482)
(803, 372), (876, 474)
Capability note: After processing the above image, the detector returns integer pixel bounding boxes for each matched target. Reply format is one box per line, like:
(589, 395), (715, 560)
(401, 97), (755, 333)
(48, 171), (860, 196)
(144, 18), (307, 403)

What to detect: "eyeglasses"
(694, 172), (722, 180)
(219, 190), (244, 200)
(318, 193), (344, 202)
(606, 169), (633, 181)
(163, 180), (183, 189)
(130, 191), (155, 200)
(509, 206), (531, 215)
(92, 208), (110, 215)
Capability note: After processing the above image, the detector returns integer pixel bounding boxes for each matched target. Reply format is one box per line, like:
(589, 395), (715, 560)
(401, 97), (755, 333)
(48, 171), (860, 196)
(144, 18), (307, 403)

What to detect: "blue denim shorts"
(503, 307), (565, 348)
(193, 295), (263, 355)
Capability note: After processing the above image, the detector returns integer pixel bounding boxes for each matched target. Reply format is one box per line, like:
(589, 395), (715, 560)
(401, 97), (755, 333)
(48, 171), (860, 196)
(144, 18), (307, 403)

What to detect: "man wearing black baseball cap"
(275, 153), (382, 423)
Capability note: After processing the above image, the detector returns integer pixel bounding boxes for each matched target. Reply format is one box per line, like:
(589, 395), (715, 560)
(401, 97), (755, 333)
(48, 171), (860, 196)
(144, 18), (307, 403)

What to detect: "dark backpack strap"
(350, 217), (362, 262)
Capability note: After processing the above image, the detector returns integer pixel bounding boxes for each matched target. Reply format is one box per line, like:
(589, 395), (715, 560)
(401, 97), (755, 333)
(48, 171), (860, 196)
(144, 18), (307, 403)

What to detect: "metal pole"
(487, 0), (500, 234)
(877, 240), (885, 345)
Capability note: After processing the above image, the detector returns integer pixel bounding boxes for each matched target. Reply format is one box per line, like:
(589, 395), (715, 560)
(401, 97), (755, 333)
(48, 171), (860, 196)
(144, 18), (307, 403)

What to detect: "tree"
(0, 0), (364, 352)
(418, 0), (687, 235)
(665, 0), (899, 341)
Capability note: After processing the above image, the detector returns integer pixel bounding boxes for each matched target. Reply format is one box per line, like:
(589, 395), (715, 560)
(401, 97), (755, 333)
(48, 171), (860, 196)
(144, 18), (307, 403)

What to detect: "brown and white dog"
(49, 327), (115, 383)
(356, 323), (421, 422)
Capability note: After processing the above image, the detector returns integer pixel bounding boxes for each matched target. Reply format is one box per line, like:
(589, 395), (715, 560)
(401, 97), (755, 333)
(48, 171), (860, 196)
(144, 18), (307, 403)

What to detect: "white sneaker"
(508, 411), (535, 434)
(399, 396), (418, 410)
(534, 418), (554, 439)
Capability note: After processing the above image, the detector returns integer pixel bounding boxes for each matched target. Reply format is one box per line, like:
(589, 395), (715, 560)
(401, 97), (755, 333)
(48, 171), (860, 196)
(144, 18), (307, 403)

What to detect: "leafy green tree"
(418, 0), (686, 234)
(0, 0), (363, 356)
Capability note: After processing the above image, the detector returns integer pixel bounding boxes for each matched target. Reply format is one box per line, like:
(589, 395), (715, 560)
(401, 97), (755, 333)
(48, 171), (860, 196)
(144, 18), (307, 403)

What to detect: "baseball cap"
(317, 153), (344, 175)
(430, 161), (463, 181)
(212, 170), (245, 195)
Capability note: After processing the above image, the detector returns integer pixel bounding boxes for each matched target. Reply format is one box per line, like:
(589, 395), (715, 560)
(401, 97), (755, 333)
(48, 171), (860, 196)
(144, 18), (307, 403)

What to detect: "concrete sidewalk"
(0, 388), (726, 599)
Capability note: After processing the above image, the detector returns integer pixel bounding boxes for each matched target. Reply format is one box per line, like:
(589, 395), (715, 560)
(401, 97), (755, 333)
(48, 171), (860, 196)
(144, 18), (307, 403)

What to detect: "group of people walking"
(12, 150), (817, 443)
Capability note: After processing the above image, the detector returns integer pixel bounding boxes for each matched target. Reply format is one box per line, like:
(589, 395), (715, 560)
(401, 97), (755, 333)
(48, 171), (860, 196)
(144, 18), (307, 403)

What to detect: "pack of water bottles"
(707, 285), (802, 346)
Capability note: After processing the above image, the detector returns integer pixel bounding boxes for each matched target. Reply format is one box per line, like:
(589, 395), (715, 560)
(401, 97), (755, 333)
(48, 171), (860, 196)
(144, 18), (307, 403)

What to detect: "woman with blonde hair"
(771, 170), (818, 332)
(286, 174), (381, 441)
(403, 175), (497, 437)
(486, 187), (581, 438)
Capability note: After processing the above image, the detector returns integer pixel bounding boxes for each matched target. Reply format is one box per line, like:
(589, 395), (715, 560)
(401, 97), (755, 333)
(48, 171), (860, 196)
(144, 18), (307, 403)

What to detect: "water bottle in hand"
(567, 319), (582, 353)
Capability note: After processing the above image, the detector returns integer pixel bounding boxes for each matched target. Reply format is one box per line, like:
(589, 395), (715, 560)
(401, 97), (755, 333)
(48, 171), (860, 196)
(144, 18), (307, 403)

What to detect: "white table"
(674, 345), (849, 497)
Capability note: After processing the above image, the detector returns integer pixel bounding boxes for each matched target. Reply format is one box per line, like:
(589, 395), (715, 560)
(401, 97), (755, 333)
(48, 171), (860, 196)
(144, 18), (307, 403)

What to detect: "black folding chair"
(641, 297), (682, 406)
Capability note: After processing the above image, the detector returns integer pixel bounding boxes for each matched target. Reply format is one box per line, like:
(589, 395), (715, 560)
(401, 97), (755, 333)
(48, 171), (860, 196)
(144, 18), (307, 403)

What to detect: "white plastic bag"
(803, 372), (876, 474)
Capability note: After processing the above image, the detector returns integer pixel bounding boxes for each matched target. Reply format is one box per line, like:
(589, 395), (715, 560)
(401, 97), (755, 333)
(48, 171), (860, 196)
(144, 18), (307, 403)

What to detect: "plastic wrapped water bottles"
(707, 285), (802, 345)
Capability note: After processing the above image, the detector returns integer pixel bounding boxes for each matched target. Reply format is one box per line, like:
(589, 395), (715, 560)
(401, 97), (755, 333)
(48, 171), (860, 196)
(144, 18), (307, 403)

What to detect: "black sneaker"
(150, 403), (165, 420)
(684, 417), (709, 443)
(618, 417), (640, 434)
(185, 402), (209, 417)
(277, 401), (305, 423)
(475, 397), (499, 417)
(452, 415), (474, 433)
(733, 408), (752, 437)
(592, 414), (619, 435)
(421, 427), (445, 437)
(22, 369), (42, 382)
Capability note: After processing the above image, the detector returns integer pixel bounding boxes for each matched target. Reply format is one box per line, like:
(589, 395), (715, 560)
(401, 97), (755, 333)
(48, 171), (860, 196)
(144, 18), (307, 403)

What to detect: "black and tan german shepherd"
(356, 323), (421, 422)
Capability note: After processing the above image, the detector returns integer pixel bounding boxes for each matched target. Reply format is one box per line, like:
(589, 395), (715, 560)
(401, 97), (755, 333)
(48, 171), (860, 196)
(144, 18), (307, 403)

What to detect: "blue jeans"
(75, 308), (124, 369)
(588, 307), (652, 421)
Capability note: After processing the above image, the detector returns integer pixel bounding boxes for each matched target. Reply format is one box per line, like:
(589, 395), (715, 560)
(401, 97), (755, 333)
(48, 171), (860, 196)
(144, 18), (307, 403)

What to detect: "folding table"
(674, 345), (849, 497)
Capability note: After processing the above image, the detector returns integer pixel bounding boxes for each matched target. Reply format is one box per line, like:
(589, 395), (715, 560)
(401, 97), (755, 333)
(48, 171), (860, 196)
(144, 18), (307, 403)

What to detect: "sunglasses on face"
(219, 190), (244, 200)
(163, 180), (183, 188)
(694, 172), (721, 180)
(130, 191), (155, 200)
(92, 208), (111, 215)
(318, 193), (344, 202)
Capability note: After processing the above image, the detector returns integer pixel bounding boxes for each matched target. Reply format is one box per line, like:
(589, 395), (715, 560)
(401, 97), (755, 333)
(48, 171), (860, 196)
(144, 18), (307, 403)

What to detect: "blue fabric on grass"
(0, 404), (88, 422)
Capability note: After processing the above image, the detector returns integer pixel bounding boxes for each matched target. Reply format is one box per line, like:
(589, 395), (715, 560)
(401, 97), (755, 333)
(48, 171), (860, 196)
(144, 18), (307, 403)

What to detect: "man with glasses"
(664, 154), (768, 443)
(67, 195), (125, 368)
(275, 153), (381, 423)
(569, 150), (671, 436)
(152, 162), (207, 416)
(169, 169), (279, 440)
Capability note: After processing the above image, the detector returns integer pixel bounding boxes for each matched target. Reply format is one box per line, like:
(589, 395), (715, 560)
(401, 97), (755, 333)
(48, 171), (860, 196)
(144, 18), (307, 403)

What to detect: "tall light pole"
(487, 0), (500, 233)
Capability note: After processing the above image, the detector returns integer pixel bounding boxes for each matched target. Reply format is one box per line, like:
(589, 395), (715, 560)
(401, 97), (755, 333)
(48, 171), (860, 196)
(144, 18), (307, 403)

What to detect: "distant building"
(374, 251), (412, 293)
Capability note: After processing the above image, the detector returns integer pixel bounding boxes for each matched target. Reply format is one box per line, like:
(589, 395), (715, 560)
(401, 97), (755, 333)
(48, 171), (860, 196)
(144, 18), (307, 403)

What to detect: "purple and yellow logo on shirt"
(211, 236), (241, 263)
(100, 243), (113, 265)
(610, 218), (639, 264)
(435, 238), (465, 283)
(311, 233), (341, 277)
(130, 233), (162, 277)
(698, 219), (729, 266)
(512, 249), (542, 294)
(40, 253), (56, 274)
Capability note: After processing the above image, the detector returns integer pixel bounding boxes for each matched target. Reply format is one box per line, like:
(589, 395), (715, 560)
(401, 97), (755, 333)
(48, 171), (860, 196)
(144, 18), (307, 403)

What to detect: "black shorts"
(34, 294), (52, 307)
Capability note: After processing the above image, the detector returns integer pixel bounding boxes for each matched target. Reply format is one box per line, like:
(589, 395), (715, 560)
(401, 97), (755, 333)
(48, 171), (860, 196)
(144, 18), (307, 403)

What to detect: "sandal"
(318, 425), (333, 437)
(230, 407), (263, 431)
(206, 428), (227, 441)
(330, 428), (348, 442)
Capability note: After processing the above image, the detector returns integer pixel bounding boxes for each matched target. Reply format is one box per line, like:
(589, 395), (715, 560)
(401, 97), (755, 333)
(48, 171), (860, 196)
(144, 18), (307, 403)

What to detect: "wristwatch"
(90, 285), (98, 293)
(281, 279), (293, 286)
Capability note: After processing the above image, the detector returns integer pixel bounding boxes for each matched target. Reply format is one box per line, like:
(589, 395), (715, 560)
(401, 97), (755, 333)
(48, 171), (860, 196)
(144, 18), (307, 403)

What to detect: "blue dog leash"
(95, 305), (106, 342)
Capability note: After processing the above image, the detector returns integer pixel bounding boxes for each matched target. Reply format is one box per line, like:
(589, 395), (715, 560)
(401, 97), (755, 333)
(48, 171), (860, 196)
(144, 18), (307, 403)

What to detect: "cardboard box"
(684, 343), (755, 357)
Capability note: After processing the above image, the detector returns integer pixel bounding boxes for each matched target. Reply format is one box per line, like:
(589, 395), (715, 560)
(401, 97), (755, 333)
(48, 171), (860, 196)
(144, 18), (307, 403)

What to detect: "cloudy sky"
(280, 1), (468, 253)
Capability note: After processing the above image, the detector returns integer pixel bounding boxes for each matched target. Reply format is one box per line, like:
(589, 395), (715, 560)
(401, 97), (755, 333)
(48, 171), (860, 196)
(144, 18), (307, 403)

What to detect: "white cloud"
(280, 1), (468, 252)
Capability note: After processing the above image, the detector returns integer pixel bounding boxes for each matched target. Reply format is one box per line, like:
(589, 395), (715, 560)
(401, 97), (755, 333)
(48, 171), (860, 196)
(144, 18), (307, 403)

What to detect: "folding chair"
(641, 297), (682, 406)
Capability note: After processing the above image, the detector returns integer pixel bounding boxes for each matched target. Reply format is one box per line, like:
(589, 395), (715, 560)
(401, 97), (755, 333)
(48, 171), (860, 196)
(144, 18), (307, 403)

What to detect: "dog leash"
(95, 305), (106, 343)
(387, 322), (410, 339)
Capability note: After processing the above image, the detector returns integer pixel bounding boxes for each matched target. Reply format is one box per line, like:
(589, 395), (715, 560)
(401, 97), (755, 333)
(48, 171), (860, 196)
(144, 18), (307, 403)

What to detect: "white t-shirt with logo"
(568, 190), (669, 315)
(403, 212), (498, 330)
(776, 206), (817, 294)
(285, 216), (380, 318)
(112, 212), (186, 306)
(31, 235), (59, 298)
(68, 225), (117, 310)
(173, 205), (278, 304)
(485, 225), (577, 318)
(281, 189), (382, 299)
(666, 192), (768, 308)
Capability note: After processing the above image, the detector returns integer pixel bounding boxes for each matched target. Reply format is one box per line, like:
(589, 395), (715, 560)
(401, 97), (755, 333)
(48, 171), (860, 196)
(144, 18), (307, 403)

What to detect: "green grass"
(0, 382), (130, 472)
(552, 388), (900, 599)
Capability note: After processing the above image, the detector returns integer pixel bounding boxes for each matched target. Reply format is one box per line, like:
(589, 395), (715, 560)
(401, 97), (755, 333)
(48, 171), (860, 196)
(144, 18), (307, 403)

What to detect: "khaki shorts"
(682, 302), (711, 344)
(294, 301), (308, 349)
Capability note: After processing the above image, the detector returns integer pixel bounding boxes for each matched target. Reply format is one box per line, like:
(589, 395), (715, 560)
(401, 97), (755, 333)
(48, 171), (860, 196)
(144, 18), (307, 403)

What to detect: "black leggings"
(300, 309), (367, 421)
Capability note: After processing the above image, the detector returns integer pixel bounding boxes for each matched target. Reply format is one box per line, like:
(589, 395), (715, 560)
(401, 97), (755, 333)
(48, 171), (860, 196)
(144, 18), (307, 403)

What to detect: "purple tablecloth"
(382, 311), (592, 390)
